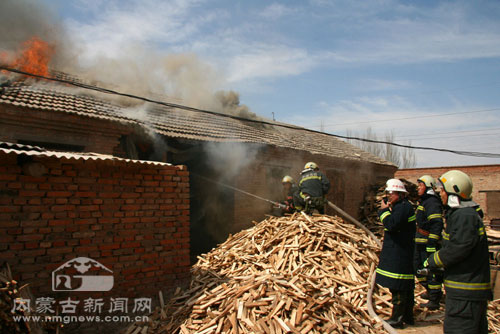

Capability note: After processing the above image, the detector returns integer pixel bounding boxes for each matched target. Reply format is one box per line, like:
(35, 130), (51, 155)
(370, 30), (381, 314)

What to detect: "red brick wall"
(233, 146), (396, 231)
(396, 165), (500, 221)
(0, 105), (131, 155)
(0, 151), (190, 299)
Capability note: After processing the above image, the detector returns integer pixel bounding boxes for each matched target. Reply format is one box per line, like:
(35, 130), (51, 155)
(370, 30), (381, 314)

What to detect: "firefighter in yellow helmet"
(426, 170), (491, 333)
(278, 175), (298, 214)
(413, 175), (444, 310)
(295, 162), (330, 214)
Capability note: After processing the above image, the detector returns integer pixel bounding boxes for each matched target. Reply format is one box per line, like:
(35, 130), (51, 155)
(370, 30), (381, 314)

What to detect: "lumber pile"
(359, 179), (419, 237)
(486, 226), (500, 247)
(488, 299), (500, 333)
(0, 263), (39, 334)
(125, 213), (386, 334)
(124, 213), (500, 333)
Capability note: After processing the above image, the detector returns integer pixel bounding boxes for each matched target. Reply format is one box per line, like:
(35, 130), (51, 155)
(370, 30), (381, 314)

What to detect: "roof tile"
(0, 80), (394, 166)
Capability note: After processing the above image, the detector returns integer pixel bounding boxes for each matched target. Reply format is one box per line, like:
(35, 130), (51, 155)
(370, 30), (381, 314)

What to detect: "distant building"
(396, 165), (500, 223)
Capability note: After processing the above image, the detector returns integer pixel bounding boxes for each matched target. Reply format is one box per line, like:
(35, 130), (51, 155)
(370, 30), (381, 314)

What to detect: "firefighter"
(295, 162), (330, 214)
(279, 175), (298, 214)
(426, 170), (492, 334)
(376, 178), (416, 328)
(413, 175), (444, 310)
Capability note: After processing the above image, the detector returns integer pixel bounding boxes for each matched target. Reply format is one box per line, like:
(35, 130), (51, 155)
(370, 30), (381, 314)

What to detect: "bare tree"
(345, 127), (417, 168)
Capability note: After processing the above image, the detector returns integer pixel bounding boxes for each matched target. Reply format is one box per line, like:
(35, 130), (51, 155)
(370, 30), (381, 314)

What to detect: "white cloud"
(260, 3), (296, 19)
(321, 2), (500, 65)
(66, 0), (207, 62)
(357, 79), (415, 92)
(226, 45), (320, 82)
(64, 0), (500, 84)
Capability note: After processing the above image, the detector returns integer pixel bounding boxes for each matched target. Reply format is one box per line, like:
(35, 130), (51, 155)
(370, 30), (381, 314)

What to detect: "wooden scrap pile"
(488, 299), (500, 333)
(0, 263), (38, 334)
(125, 213), (387, 334)
(359, 179), (419, 237)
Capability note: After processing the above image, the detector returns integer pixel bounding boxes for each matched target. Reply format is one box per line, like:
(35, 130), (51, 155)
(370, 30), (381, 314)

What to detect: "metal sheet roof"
(0, 141), (172, 166)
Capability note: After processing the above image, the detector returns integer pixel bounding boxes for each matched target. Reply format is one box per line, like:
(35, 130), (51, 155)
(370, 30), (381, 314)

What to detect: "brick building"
(0, 142), (190, 301)
(396, 165), (500, 222)
(0, 75), (396, 260)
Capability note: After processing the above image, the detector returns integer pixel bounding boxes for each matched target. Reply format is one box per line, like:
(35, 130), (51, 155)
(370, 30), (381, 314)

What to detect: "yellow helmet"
(282, 175), (294, 184)
(304, 162), (318, 170)
(438, 170), (473, 200)
(417, 175), (436, 189)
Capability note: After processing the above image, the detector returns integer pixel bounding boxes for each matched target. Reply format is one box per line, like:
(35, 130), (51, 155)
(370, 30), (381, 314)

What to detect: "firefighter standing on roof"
(294, 162), (330, 214)
(413, 175), (444, 310)
(426, 170), (491, 334)
(376, 178), (416, 329)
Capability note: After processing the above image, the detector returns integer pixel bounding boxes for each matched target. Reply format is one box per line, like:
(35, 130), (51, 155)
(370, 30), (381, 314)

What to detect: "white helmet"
(385, 178), (408, 193)
(282, 175), (294, 184)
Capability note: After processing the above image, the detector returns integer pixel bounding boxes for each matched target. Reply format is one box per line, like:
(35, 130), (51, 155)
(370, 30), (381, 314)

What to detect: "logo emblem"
(52, 257), (113, 292)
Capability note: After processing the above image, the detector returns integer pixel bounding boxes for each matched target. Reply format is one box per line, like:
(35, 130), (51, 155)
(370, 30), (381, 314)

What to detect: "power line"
(396, 127), (500, 139)
(407, 132), (500, 142)
(315, 107), (500, 128)
(2, 66), (500, 159)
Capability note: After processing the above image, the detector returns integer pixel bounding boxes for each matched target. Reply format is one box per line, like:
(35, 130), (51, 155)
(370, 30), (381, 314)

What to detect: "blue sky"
(46, 0), (500, 167)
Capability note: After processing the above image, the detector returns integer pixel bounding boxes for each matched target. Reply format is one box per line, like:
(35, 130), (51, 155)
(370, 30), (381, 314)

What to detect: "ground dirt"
(397, 308), (444, 334)
(397, 321), (443, 334)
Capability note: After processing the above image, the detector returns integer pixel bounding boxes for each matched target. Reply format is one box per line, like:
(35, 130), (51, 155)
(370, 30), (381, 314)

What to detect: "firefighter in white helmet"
(413, 175), (444, 310)
(376, 178), (416, 328)
(426, 170), (491, 333)
(295, 162), (330, 214)
(277, 175), (298, 214)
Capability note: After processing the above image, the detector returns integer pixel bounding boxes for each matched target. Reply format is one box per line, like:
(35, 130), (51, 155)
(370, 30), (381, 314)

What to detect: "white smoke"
(204, 142), (262, 180)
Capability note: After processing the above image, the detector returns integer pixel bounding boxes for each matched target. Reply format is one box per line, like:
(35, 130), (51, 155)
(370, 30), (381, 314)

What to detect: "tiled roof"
(0, 141), (172, 166)
(0, 79), (394, 166)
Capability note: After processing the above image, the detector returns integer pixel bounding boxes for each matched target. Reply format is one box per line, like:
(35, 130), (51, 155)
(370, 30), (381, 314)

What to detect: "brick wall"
(396, 165), (500, 221)
(0, 105), (130, 155)
(233, 145), (396, 231)
(0, 151), (190, 300)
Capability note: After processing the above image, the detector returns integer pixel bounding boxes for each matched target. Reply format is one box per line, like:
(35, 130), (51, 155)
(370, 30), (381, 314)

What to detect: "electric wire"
(2, 66), (500, 159)
(396, 127), (500, 139)
(315, 107), (500, 128)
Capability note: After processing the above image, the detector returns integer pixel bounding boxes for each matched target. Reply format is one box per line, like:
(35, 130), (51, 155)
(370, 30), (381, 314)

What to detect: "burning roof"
(0, 33), (393, 166)
(0, 78), (394, 166)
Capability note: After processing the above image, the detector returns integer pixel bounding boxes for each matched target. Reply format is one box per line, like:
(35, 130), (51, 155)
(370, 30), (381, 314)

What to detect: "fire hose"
(191, 174), (397, 333)
(326, 201), (398, 334)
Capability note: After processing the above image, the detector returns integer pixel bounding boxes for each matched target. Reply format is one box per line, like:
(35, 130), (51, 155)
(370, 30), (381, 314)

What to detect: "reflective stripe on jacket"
(428, 206), (492, 301)
(298, 170), (330, 198)
(415, 194), (443, 248)
(376, 199), (416, 290)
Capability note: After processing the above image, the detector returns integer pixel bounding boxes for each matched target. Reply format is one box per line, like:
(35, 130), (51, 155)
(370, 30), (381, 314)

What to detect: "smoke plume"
(204, 142), (262, 180)
(0, 0), (256, 120)
(0, 0), (75, 71)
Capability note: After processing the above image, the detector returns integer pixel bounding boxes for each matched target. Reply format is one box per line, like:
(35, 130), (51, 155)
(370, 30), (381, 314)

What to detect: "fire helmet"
(417, 175), (436, 189)
(282, 175), (294, 184)
(438, 170), (473, 200)
(304, 162), (318, 170)
(385, 178), (408, 193)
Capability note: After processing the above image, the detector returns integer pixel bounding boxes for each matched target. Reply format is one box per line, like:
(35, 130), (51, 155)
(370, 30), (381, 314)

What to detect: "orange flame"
(2, 36), (54, 77)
